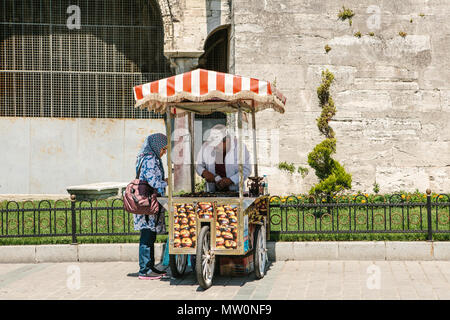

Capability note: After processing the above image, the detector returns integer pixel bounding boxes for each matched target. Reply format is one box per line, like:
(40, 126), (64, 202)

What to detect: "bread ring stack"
(173, 203), (196, 248)
(215, 205), (239, 249)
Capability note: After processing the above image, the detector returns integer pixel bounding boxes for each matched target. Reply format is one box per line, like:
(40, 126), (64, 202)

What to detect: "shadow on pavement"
(158, 260), (274, 292)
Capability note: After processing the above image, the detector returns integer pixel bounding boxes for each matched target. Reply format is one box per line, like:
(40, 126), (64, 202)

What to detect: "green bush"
(307, 70), (352, 197)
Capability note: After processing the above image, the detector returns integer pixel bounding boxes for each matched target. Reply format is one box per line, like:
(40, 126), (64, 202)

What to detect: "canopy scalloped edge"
(134, 89), (286, 114)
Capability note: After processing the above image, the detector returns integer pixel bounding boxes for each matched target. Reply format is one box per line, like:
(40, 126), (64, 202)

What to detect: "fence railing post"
(70, 195), (77, 244)
(426, 189), (432, 241)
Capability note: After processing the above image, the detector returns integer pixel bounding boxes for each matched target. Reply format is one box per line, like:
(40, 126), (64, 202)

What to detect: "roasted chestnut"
(218, 213), (227, 219)
(216, 237), (225, 245)
(180, 224), (190, 230)
(181, 238), (192, 247)
(180, 229), (190, 238)
(222, 231), (233, 240)
(224, 240), (233, 248)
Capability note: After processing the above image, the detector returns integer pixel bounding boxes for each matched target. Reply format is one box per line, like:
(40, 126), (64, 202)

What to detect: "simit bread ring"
(189, 228), (196, 236)
(174, 238), (181, 247)
(174, 230), (180, 238)
(181, 217), (189, 225)
(174, 223), (180, 230)
(216, 229), (221, 237)
(189, 219), (196, 227)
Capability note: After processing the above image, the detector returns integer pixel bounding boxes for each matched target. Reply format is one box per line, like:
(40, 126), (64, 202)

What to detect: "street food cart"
(133, 69), (286, 289)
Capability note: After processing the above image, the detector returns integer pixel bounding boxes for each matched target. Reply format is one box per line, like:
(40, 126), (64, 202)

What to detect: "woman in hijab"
(134, 133), (168, 280)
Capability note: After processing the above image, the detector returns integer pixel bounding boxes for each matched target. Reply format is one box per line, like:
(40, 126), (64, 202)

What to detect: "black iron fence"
(0, 197), (152, 243)
(268, 191), (450, 239)
(1, 191), (449, 242)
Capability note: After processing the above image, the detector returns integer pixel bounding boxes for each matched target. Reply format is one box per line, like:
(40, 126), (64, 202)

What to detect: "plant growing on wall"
(307, 70), (352, 197)
(338, 6), (355, 26)
(278, 162), (296, 174)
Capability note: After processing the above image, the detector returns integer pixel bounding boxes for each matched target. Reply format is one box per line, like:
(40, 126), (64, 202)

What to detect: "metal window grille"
(0, 0), (172, 118)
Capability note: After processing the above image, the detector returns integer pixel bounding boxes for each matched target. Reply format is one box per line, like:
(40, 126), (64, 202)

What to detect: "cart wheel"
(254, 225), (268, 279)
(169, 254), (187, 278)
(196, 225), (215, 290)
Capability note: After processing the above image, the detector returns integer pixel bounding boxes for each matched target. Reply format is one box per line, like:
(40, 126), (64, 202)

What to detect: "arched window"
(0, 0), (171, 118)
(197, 26), (229, 121)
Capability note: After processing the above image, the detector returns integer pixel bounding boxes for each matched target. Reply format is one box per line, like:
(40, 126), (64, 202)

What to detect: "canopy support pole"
(251, 103), (258, 177)
(166, 110), (173, 249)
(237, 106), (244, 200)
(188, 112), (195, 193)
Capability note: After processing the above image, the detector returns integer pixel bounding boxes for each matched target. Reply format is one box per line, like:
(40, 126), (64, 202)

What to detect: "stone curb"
(0, 241), (449, 263)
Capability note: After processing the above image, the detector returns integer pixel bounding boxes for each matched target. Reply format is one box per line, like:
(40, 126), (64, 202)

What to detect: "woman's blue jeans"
(139, 228), (157, 276)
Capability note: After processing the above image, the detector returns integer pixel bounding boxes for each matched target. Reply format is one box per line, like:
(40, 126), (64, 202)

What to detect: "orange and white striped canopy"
(133, 69), (286, 114)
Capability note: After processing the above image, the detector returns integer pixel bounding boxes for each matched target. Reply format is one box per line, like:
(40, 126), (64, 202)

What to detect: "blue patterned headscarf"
(136, 133), (168, 178)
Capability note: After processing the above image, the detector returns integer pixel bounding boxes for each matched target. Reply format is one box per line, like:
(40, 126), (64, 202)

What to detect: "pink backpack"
(123, 162), (160, 215)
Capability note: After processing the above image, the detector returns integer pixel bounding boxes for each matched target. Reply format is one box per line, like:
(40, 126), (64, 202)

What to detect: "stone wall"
(232, 0), (450, 195)
(0, 118), (166, 194)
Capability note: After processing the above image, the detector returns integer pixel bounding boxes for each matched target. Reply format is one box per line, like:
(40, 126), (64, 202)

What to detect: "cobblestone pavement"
(0, 261), (449, 300)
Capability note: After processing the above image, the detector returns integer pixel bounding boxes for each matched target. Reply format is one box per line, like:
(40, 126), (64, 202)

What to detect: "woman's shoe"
(138, 271), (165, 280)
(150, 266), (167, 274)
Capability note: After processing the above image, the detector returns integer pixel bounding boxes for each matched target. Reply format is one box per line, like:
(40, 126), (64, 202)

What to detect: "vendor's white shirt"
(195, 139), (251, 192)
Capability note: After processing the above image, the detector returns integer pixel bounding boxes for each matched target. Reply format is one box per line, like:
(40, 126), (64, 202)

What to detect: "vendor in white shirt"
(195, 124), (251, 192)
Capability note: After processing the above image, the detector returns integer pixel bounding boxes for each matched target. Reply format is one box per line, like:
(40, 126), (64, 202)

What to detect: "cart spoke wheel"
(254, 225), (267, 279)
(169, 254), (187, 278)
(196, 225), (215, 290)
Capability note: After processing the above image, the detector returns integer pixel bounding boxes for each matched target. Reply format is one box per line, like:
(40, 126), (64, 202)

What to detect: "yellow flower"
(361, 199), (366, 203)
(364, 193), (368, 197)
(401, 194), (406, 199)
(322, 199), (326, 202)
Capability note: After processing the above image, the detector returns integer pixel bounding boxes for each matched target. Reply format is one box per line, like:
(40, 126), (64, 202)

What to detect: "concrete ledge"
(78, 244), (121, 262)
(0, 241), (449, 263)
(430, 242), (450, 261)
(36, 245), (78, 263)
(294, 242), (339, 260)
(0, 245), (36, 263)
(338, 241), (385, 260)
(385, 241), (434, 261)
